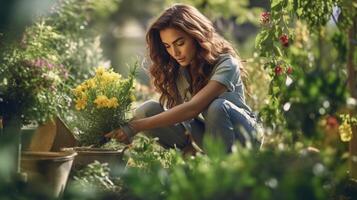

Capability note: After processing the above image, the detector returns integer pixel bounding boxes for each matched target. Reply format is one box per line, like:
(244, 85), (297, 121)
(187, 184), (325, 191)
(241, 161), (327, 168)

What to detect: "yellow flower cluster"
(73, 66), (125, 111)
(71, 64), (136, 146)
(96, 66), (121, 85)
(75, 93), (88, 110)
(73, 79), (96, 96)
(94, 95), (119, 108)
(339, 121), (353, 142)
(73, 83), (91, 110)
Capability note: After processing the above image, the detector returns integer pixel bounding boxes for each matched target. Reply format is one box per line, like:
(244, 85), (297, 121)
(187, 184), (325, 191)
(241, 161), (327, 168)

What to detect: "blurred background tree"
(254, 0), (356, 179)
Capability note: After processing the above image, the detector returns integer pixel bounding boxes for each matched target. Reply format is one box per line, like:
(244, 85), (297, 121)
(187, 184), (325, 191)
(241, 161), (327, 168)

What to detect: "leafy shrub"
(121, 138), (347, 200)
(0, 22), (67, 125)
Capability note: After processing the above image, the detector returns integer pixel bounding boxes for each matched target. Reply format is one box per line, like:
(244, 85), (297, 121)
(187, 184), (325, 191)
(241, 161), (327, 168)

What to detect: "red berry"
(286, 67), (293, 74)
(279, 34), (289, 47)
(274, 65), (283, 75)
(260, 12), (270, 25)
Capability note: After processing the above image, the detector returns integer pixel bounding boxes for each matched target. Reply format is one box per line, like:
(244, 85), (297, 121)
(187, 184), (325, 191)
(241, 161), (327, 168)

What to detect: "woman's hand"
(105, 123), (137, 144)
(105, 128), (131, 144)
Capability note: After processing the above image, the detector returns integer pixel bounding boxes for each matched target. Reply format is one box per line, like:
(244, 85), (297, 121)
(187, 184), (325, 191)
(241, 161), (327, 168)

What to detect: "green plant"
(72, 161), (121, 192)
(121, 137), (347, 200)
(255, 0), (355, 137)
(71, 66), (136, 146)
(338, 114), (357, 142)
(45, 0), (121, 86)
(0, 21), (67, 125)
(124, 134), (180, 171)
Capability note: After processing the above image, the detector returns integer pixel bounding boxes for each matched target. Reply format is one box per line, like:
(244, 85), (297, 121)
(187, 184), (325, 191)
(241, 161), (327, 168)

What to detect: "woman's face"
(159, 27), (197, 67)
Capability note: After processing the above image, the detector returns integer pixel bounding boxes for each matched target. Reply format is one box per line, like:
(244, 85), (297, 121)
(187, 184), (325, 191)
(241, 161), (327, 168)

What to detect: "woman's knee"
(134, 100), (164, 119)
(204, 98), (228, 121)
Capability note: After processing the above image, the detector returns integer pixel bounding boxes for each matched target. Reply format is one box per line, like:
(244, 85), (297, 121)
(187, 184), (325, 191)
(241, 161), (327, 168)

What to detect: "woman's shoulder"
(214, 53), (240, 70)
(210, 53), (241, 91)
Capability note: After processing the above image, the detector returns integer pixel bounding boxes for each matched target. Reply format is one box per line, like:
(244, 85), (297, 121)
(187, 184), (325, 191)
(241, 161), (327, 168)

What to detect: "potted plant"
(62, 65), (136, 176)
(0, 22), (76, 197)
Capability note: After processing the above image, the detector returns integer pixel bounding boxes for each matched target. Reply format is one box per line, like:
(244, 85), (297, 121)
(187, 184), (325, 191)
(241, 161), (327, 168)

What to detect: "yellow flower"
(100, 72), (112, 84)
(100, 71), (121, 85)
(108, 97), (119, 108)
(130, 94), (136, 101)
(109, 71), (121, 80)
(95, 66), (106, 76)
(94, 95), (109, 108)
(339, 121), (353, 142)
(75, 95), (87, 110)
(73, 85), (85, 96)
(85, 79), (96, 89)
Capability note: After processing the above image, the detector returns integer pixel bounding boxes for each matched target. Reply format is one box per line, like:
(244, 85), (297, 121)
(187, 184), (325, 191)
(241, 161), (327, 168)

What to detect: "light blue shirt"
(176, 53), (254, 117)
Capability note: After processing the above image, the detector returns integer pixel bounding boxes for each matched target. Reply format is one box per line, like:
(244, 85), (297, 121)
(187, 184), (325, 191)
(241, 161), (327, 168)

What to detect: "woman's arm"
(131, 80), (227, 132)
(105, 80), (227, 142)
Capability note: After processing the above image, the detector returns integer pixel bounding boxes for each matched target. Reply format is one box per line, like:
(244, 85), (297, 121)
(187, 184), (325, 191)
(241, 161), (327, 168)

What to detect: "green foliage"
(124, 134), (180, 171)
(255, 0), (355, 137)
(119, 135), (179, 199)
(0, 21), (67, 125)
(165, 0), (263, 25)
(332, 0), (357, 31)
(121, 138), (347, 200)
(281, 68), (347, 137)
(72, 161), (121, 192)
(45, 0), (121, 86)
(0, 0), (122, 125)
(294, 0), (335, 28)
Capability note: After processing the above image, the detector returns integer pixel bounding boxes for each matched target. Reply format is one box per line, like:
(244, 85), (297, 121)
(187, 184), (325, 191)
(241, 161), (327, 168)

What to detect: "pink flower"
(279, 34), (289, 47)
(47, 63), (54, 70)
(34, 59), (43, 67)
(62, 68), (69, 79)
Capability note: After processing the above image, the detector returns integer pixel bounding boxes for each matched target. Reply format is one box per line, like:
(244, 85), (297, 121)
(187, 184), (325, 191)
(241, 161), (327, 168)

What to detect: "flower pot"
(26, 117), (78, 152)
(21, 124), (38, 151)
(1, 116), (22, 174)
(21, 151), (77, 197)
(61, 147), (126, 177)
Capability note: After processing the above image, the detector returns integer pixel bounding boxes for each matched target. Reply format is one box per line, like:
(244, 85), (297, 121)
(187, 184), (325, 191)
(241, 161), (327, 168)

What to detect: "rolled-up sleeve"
(210, 57), (239, 92)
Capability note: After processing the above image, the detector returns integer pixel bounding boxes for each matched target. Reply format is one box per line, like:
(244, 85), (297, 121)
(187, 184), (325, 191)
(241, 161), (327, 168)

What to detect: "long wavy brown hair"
(146, 4), (244, 108)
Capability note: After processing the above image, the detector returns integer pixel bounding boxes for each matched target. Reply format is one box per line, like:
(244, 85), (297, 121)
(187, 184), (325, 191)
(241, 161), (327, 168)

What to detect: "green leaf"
(271, 0), (282, 9)
(272, 86), (280, 95)
(296, 8), (303, 16)
(273, 45), (283, 57)
(255, 31), (269, 49)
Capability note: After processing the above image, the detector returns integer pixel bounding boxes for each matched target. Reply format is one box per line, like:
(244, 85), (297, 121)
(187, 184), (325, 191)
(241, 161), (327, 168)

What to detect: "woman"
(105, 4), (262, 153)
